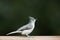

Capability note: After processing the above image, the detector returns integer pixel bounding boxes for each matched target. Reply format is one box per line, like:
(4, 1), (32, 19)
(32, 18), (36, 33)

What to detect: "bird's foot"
(27, 36), (31, 38)
(26, 34), (31, 38)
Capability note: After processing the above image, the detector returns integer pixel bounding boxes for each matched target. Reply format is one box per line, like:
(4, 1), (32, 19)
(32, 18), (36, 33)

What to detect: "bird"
(6, 16), (36, 37)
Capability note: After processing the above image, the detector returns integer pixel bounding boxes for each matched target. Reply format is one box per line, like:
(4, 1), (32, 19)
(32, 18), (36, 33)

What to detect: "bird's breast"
(21, 29), (33, 35)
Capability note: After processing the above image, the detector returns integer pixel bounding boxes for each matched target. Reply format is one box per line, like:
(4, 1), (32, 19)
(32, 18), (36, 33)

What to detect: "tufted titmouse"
(6, 16), (36, 37)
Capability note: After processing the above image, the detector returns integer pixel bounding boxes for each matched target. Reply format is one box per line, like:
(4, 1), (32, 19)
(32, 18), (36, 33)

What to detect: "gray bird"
(6, 16), (36, 37)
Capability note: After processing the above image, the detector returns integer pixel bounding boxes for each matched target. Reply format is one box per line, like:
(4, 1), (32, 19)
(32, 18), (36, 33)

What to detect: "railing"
(0, 36), (60, 40)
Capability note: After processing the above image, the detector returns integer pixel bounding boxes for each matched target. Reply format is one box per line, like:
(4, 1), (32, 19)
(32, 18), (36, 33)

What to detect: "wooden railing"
(0, 36), (60, 40)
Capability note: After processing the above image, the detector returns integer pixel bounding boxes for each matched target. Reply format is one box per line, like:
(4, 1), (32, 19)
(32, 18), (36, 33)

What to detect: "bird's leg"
(26, 34), (31, 38)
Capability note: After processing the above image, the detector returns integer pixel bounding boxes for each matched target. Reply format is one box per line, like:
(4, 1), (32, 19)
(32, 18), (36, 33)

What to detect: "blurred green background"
(0, 0), (60, 35)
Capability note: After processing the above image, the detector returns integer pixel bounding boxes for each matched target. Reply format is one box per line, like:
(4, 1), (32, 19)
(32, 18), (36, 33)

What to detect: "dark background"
(0, 0), (60, 36)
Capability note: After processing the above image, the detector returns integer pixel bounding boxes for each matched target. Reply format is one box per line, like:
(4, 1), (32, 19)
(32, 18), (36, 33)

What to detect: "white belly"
(21, 29), (33, 35)
(21, 23), (35, 35)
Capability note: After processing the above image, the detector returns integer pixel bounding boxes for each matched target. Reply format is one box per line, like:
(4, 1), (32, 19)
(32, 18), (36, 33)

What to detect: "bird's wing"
(17, 23), (32, 31)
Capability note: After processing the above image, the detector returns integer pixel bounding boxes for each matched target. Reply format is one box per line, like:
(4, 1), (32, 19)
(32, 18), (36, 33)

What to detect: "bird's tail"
(6, 31), (22, 35)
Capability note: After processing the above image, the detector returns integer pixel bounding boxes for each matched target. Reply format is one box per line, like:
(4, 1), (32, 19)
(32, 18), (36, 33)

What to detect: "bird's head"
(29, 16), (36, 22)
